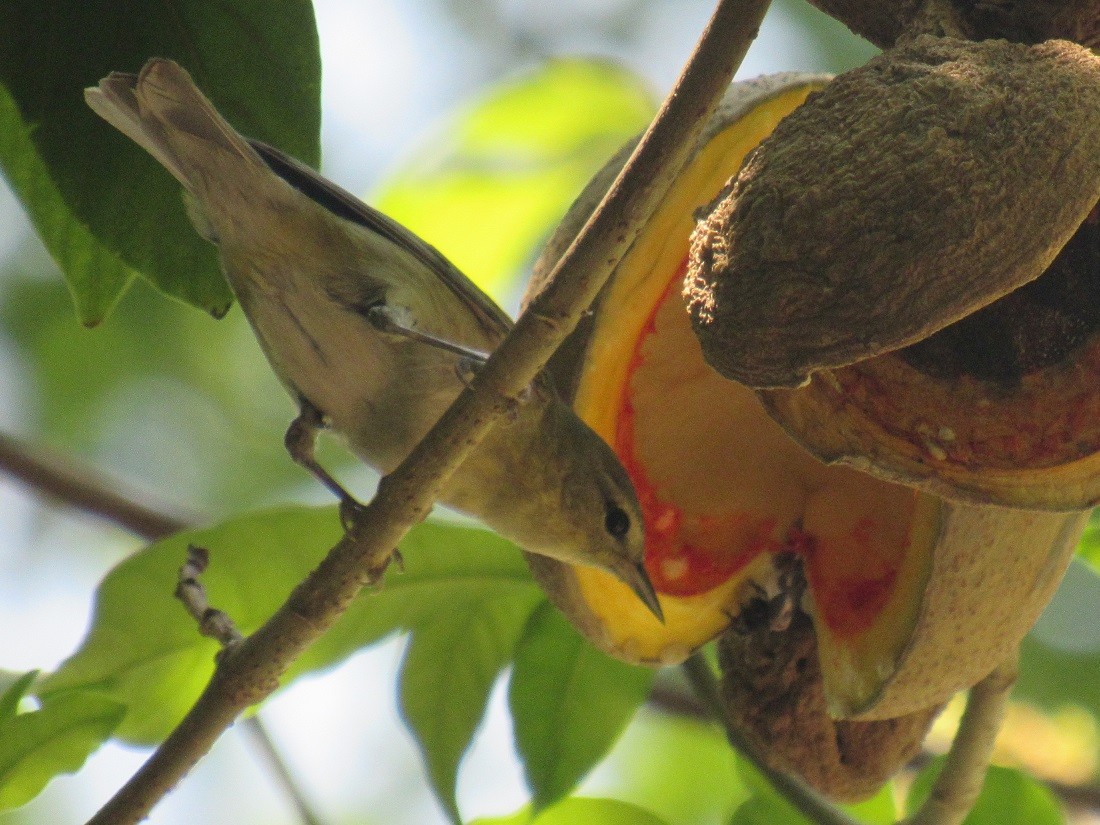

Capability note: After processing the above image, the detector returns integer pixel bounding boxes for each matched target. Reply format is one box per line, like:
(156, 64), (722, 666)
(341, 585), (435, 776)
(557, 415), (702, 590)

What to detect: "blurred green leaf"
(844, 787), (897, 825)
(509, 604), (653, 811)
(906, 759), (1064, 825)
(471, 796), (672, 825)
(582, 707), (749, 825)
(729, 795), (801, 825)
(400, 581), (543, 822)
(38, 507), (542, 746)
(376, 58), (656, 303)
(0, 0), (320, 320)
(1018, 558), (1100, 724)
(0, 674), (37, 725)
(0, 691), (124, 810)
(775, 0), (880, 72)
(1, 273), (311, 514)
(1017, 637), (1100, 723)
(1076, 521), (1100, 570)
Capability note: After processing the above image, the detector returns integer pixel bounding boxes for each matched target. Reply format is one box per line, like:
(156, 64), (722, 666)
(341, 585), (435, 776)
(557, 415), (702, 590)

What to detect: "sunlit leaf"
(376, 59), (656, 303)
(0, 691), (124, 810)
(1076, 521), (1100, 571)
(906, 759), (1064, 825)
(0, 0), (320, 320)
(471, 796), (672, 825)
(38, 507), (540, 745)
(582, 706), (749, 825)
(509, 604), (653, 811)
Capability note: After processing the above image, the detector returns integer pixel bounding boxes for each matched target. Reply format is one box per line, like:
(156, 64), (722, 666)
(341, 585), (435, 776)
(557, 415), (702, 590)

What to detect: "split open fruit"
(524, 71), (1090, 723)
(687, 37), (1100, 510)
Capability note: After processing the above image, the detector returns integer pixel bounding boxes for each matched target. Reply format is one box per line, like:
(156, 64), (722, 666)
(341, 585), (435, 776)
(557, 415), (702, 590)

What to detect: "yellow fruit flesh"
(568, 89), (941, 705)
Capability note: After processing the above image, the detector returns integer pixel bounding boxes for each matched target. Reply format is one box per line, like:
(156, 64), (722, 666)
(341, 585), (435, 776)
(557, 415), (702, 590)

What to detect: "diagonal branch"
(83, 1), (771, 822)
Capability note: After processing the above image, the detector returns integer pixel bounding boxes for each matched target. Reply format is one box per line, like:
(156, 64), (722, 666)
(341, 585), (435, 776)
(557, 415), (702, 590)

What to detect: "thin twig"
(175, 545), (245, 647)
(682, 653), (864, 825)
(0, 431), (190, 539)
(0, 434), (324, 825)
(175, 545), (324, 825)
(904, 651), (1019, 825)
(84, 2), (771, 822)
(241, 718), (325, 825)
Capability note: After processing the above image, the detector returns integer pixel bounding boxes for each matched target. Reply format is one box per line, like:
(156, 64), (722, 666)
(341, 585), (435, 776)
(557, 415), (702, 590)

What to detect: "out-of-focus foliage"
(0, 0), (320, 322)
(376, 59), (655, 302)
(471, 796), (673, 825)
(0, 672), (124, 810)
(907, 760), (1064, 825)
(509, 604), (654, 811)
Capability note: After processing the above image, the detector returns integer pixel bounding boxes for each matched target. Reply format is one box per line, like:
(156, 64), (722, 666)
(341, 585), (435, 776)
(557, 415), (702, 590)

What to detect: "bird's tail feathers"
(85, 59), (264, 195)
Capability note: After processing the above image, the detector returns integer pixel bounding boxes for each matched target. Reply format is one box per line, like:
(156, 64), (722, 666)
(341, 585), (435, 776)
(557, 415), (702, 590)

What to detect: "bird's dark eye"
(604, 504), (631, 539)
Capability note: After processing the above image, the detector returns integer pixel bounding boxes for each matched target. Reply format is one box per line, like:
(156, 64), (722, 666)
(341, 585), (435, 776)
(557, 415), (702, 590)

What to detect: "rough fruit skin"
(802, 0), (1100, 49)
(685, 37), (1100, 389)
(720, 608), (940, 801)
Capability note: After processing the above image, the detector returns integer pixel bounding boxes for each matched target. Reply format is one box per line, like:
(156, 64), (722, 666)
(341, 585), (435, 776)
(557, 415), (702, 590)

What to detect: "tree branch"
(84, 1), (771, 822)
(0, 431), (190, 540)
(903, 651), (1019, 825)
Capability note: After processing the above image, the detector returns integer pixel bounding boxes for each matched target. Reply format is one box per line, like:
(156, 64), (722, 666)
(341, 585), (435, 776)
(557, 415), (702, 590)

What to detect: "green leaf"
(376, 58), (655, 302)
(583, 706), (749, 825)
(1076, 521), (1100, 571)
(0, 0), (320, 321)
(399, 582), (543, 822)
(906, 759), (1064, 825)
(0, 691), (124, 810)
(509, 604), (653, 811)
(0, 673), (38, 724)
(38, 506), (540, 746)
(39, 506), (341, 743)
(729, 795), (803, 825)
(471, 797), (672, 825)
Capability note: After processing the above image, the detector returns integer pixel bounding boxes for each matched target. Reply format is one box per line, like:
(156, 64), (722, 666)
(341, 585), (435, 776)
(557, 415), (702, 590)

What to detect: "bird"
(85, 58), (662, 620)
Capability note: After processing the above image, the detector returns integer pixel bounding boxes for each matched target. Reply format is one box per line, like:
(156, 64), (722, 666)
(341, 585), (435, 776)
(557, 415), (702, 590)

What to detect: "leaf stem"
(82, 1), (771, 822)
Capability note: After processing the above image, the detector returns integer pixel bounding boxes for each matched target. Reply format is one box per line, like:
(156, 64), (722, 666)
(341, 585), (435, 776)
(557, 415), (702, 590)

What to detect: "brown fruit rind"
(803, 0), (1100, 49)
(719, 607), (941, 801)
(685, 37), (1100, 390)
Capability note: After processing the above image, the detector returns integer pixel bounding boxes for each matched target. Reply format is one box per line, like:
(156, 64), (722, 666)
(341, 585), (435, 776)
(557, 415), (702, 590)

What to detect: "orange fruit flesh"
(565, 89), (939, 669)
(618, 264), (919, 640)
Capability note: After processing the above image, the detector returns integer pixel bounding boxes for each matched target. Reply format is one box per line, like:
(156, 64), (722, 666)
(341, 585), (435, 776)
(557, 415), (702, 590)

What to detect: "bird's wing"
(248, 139), (514, 346)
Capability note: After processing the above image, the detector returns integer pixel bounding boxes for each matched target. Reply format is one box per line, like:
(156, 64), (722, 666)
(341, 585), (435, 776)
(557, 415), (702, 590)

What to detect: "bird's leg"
(366, 303), (489, 362)
(366, 302), (534, 418)
(285, 398), (366, 530)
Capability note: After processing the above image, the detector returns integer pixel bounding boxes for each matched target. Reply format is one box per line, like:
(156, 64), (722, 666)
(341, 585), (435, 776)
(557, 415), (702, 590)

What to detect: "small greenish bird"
(86, 58), (662, 619)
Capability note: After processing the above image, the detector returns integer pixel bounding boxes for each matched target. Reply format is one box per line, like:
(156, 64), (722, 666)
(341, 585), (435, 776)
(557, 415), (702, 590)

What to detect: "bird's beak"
(622, 559), (664, 623)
